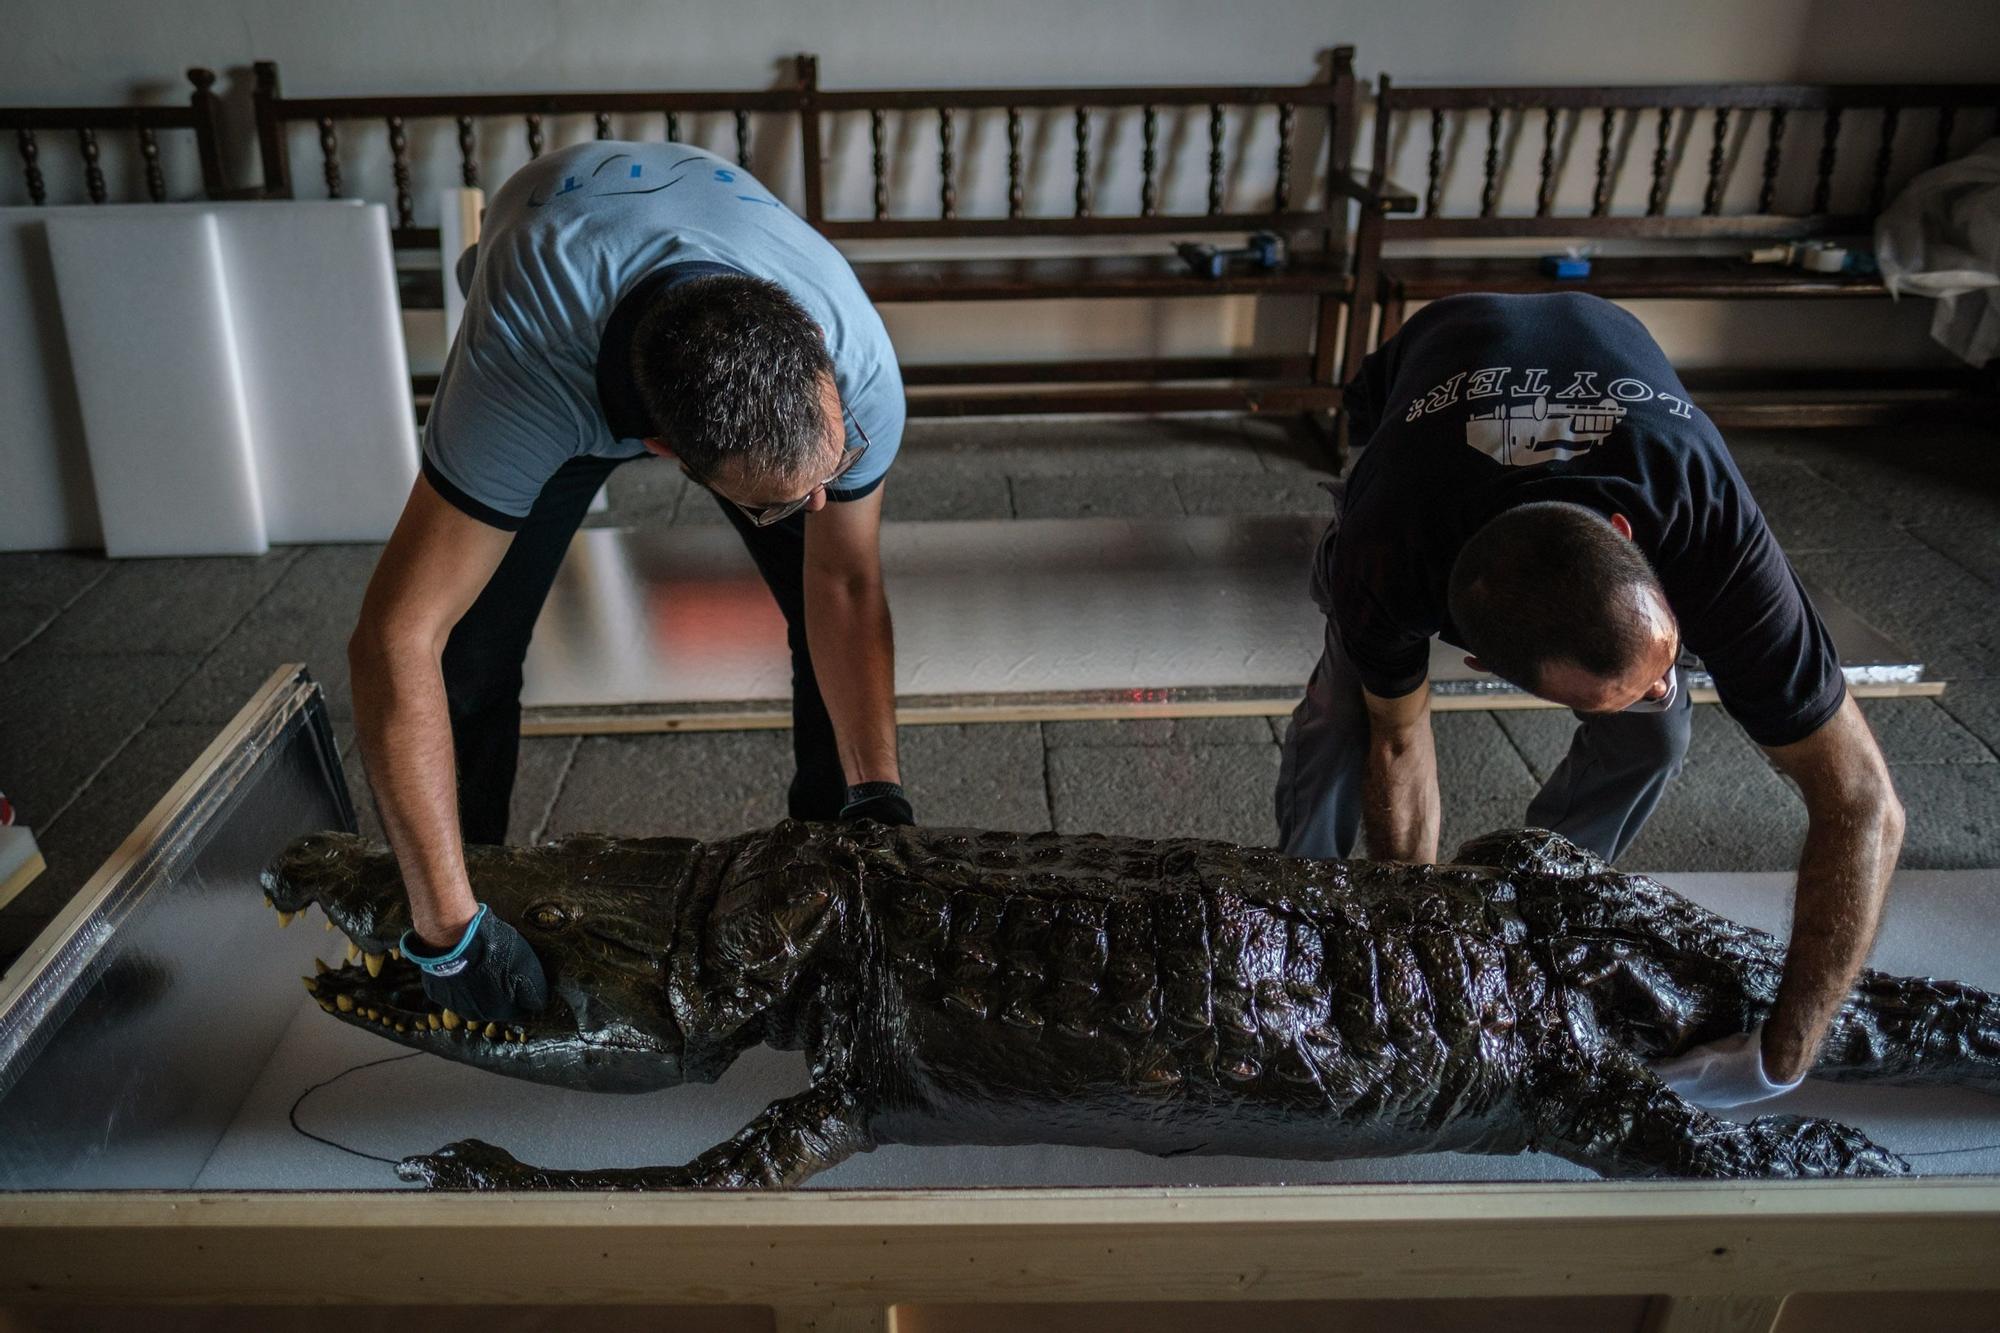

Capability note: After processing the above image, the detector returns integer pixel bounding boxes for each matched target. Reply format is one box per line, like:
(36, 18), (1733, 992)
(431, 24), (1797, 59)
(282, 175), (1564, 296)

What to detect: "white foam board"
(216, 202), (417, 543)
(45, 210), (267, 558)
(0, 210), (101, 552)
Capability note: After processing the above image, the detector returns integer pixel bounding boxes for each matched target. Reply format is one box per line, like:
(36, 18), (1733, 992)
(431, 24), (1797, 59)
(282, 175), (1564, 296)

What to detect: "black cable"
(288, 1052), (423, 1167)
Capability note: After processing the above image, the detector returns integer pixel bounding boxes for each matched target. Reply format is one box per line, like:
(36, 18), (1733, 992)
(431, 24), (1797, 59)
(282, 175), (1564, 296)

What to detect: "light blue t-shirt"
(424, 141), (904, 526)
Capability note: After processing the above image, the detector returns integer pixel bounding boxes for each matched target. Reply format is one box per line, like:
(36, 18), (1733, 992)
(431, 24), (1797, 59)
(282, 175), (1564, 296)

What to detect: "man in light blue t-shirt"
(348, 142), (910, 1024)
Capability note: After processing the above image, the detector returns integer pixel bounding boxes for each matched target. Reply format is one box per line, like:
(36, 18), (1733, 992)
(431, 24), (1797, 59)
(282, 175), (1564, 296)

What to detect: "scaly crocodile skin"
(262, 823), (2000, 1188)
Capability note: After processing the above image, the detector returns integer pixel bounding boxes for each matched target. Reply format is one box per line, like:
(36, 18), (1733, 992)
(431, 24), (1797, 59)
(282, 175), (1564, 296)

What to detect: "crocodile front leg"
(397, 1081), (872, 1190)
(1530, 1050), (1911, 1180)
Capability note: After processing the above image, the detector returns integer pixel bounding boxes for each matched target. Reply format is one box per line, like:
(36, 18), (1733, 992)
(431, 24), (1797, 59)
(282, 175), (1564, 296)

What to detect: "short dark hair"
(630, 274), (836, 483)
(1446, 501), (1667, 692)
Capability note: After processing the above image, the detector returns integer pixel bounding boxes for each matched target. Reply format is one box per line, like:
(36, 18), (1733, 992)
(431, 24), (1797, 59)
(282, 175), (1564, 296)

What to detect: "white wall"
(9, 0), (2000, 372)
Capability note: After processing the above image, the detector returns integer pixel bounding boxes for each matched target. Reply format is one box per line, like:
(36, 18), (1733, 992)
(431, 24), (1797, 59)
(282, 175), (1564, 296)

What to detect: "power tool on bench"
(1176, 230), (1285, 279)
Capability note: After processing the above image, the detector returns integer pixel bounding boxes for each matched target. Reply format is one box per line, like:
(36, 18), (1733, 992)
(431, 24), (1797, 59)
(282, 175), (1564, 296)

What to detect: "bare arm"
(1361, 681), (1440, 862)
(348, 474), (513, 946)
(801, 487), (899, 786)
(1758, 691), (1905, 1081)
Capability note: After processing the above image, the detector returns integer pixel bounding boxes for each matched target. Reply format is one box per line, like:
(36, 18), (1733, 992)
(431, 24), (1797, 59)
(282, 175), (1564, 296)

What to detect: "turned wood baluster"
(1140, 104), (1158, 217)
(138, 127), (165, 202)
(457, 116), (478, 187)
(1479, 104), (1500, 217)
(1702, 107), (1730, 214)
(1207, 103), (1225, 215)
(595, 111), (612, 140)
(1645, 107), (1672, 215)
(387, 116), (414, 229)
(18, 129), (45, 206)
(318, 117), (342, 197)
(1591, 107), (1614, 215)
(1425, 107), (1444, 216)
(869, 109), (887, 220)
(1006, 107), (1024, 219)
(666, 110), (681, 142)
(79, 127), (105, 203)
(1933, 104), (1956, 166)
(1813, 106), (1841, 214)
(734, 109), (750, 168)
(1074, 106), (1091, 218)
(1759, 106), (1787, 212)
(525, 113), (544, 160)
(1275, 101), (1295, 210)
(1535, 108), (1558, 217)
(1869, 104), (1899, 214)
(938, 107), (956, 219)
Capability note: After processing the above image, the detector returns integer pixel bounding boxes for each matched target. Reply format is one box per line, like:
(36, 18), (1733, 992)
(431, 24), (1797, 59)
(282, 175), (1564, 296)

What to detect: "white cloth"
(1875, 137), (2000, 366)
(1649, 1025), (1805, 1109)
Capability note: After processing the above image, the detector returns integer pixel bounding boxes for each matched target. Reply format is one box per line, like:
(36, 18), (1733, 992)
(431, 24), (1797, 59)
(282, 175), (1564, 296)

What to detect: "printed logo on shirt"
(1401, 366), (1696, 468)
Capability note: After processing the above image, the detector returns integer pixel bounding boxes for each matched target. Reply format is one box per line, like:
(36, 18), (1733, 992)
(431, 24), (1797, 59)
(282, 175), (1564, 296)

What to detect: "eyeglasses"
(682, 418), (871, 528)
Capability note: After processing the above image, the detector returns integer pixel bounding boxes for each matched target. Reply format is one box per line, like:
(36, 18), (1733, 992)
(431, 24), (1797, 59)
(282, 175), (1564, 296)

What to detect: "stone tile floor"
(2, 416), (1997, 971)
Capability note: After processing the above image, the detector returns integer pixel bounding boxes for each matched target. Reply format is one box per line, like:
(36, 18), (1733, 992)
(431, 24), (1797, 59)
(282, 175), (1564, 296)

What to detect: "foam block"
(45, 211), (267, 558)
(214, 202), (417, 543)
(0, 209), (100, 552)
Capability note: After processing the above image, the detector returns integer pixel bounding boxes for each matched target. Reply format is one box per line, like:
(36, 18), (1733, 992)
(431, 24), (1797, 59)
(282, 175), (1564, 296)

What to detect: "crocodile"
(260, 822), (2000, 1188)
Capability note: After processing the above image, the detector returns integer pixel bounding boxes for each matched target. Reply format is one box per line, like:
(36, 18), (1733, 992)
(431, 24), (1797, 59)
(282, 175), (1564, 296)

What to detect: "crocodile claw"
(397, 1138), (532, 1189)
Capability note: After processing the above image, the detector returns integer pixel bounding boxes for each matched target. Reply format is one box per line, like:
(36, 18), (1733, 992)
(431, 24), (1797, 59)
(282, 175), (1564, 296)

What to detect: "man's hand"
(401, 905), (550, 1024)
(1758, 693), (1905, 1081)
(1361, 682), (1441, 862)
(1651, 1025), (1804, 1108)
(841, 780), (915, 826)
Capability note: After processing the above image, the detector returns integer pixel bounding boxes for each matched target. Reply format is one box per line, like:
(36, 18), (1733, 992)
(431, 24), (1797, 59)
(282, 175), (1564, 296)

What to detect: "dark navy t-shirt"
(1328, 292), (1844, 749)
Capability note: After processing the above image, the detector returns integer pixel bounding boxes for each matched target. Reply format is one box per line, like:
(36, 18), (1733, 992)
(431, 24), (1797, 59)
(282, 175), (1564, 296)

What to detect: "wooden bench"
(249, 52), (1416, 456)
(1344, 80), (2000, 422)
(3, 69), (227, 205)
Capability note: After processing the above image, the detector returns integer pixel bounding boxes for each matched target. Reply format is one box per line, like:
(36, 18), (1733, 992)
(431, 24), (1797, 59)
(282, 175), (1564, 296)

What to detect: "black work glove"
(399, 905), (549, 1024)
(840, 780), (915, 826)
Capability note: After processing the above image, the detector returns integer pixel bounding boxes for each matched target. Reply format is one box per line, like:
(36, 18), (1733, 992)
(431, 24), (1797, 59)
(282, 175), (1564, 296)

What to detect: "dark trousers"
(440, 455), (848, 844)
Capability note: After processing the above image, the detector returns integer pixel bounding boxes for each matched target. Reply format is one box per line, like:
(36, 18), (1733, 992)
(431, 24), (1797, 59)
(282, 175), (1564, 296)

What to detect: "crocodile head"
(261, 831), (695, 1093)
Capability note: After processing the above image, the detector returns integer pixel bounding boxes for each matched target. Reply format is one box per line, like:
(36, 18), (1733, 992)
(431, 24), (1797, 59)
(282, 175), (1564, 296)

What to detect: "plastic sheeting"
(1876, 137), (2000, 366)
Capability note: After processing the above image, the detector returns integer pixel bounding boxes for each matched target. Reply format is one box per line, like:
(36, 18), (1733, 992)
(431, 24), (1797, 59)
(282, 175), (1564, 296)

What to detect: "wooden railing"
(2, 69), (227, 205)
(1371, 80), (2000, 241)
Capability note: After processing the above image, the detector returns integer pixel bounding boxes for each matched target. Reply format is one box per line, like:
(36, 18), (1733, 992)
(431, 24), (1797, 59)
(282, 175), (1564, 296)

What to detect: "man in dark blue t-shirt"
(1277, 292), (1905, 1099)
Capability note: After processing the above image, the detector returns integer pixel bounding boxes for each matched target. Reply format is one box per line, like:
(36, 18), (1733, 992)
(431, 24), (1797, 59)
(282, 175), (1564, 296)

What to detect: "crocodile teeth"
(318, 1000), (336, 1014)
(324, 918), (334, 932)
(346, 941), (362, 963)
(482, 1022), (500, 1039)
(276, 910), (295, 928)
(388, 947), (401, 962)
(393, 1022), (407, 1033)
(363, 952), (385, 978)
(335, 994), (354, 1013)
(302, 977), (319, 995)
(313, 958), (331, 975)
(441, 1009), (462, 1030)
(426, 1012), (442, 1031)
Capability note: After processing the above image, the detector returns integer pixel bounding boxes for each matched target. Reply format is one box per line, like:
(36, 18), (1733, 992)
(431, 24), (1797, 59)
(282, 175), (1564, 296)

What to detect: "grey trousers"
(1274, 611), (1694, 864)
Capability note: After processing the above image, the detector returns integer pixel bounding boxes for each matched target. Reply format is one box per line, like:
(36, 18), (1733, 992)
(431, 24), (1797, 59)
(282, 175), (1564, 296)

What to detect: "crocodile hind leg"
(1529, 1049), (1910, 1180)
(397, 1081), (872, 1190)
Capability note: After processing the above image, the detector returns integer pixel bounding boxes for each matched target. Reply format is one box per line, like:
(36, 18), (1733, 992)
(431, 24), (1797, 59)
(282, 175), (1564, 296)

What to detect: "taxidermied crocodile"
(260, 822), (2000, 1188)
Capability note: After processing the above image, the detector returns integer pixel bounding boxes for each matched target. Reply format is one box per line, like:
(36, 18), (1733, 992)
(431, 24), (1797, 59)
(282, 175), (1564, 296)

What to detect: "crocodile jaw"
(261, 832), (684, 1093)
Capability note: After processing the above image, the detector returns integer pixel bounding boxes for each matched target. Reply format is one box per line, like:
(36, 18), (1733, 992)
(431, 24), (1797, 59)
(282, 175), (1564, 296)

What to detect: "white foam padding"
(8, 201), (415, 554)
(194, 868), (2000, 1190)
(0, 210), (101, 552)
(215, 201), (418, 544)
(45, 210), (267, 558)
